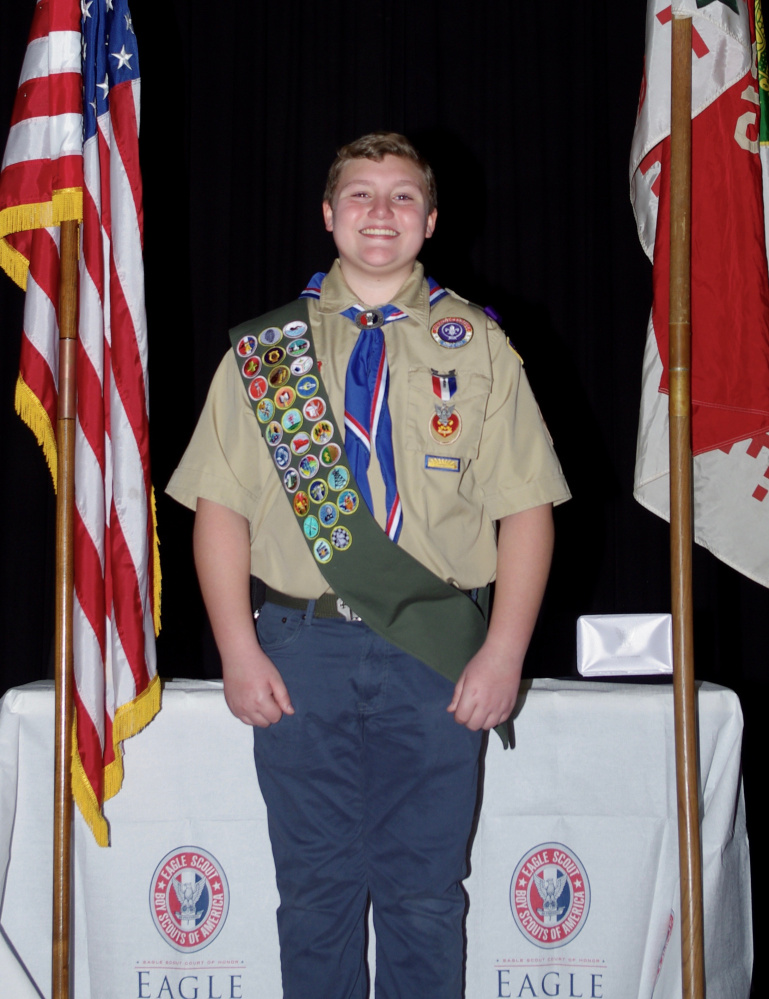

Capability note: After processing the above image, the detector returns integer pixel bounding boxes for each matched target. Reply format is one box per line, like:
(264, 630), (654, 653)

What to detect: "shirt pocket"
(405, 366), (491, 460)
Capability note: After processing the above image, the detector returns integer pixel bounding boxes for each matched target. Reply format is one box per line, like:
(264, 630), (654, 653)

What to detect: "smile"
(360, 227), (398, 236)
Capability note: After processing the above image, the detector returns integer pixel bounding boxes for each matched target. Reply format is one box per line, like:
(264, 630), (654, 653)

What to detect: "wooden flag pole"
(52, 218), (79, 999)
(669, 16), (705, 999)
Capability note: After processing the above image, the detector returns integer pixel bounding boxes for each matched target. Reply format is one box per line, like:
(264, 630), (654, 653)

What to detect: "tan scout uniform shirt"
(166, 262), (570, 599)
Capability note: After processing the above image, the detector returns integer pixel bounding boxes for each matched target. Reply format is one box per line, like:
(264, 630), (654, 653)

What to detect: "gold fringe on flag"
(71, 674), (162, 847)
(14, 373), (58, 486)
(0, 189), (83, 289)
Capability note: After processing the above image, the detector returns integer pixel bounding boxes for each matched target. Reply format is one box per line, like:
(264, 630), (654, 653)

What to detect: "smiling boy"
(167, 132), (569, 998)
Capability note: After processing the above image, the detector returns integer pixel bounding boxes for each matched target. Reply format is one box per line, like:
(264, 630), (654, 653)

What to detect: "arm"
(447, 502), (554, 730)
(193, 497), (294, 727)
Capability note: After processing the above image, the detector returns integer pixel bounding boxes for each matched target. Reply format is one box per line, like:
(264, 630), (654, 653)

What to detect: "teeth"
(361, 228), (397, 236)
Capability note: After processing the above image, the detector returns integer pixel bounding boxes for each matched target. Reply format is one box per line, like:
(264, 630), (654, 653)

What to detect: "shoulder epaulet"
(444, 288), (524, 364)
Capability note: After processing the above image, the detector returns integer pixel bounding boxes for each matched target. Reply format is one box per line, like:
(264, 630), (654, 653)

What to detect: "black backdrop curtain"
(0, 0), (763, 970)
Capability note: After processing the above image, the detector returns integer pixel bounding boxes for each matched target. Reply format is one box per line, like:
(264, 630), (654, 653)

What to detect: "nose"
(369, 195), (393, 219)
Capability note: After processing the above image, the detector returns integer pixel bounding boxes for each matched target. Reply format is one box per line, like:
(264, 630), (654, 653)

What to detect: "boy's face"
(322, 155), (437, 297)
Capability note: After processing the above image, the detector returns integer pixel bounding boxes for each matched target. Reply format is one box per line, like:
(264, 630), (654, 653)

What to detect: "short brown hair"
(324, 132), (437, 213)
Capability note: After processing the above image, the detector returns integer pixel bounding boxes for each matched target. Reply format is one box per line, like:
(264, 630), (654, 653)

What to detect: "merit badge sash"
(230, 299), (499, 716)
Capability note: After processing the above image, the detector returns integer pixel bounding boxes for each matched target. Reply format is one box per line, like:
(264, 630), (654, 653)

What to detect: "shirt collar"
(316, 260), (431, 328)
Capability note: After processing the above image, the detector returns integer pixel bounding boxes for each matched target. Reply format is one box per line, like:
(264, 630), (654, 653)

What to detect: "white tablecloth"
(0, 678), (752, 998)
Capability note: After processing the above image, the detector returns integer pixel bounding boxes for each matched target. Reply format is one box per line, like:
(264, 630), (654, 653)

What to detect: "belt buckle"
(336, 598), (361, 622)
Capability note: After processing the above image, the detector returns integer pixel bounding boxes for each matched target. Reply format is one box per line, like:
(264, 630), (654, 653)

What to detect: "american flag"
(0, 0), (160, 845)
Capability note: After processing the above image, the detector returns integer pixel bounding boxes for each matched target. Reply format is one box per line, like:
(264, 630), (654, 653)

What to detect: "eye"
(394, 193), (413, 201)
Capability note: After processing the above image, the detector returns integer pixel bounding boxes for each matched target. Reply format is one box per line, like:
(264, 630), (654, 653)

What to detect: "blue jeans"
(253, 601), (483, 999)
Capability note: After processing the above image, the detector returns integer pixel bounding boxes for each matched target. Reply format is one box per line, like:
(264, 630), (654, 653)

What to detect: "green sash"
(230, 300), (507, 744)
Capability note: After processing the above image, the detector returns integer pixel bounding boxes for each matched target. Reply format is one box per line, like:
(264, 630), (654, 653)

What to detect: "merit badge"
(327, 465), (349, 491)
(268, 365), (291, 388)
(296, 375), (319, 398)
(356, 308), (384, 330)
(337, 488), (359, 514)
(293, 491), (309, 517)
(331, 526), (352, 550)
(283, 319), (308, 339)
(290, 432), (312, 456)
(290, 356), (314, 377)
(248, 376), (268, 401)
(509, 843), (591, 950)
(263, 346), (286, 366)
(274, 444), (291, 469)
(259, 326), (282, 346)
(303, 515), (320, 539)
(242, 356), (261, 378)
(320, 443), (342, 467)
(313, 537), (333, 564)
(237, 335), (257, 357)
(283, 468), (299, 493)
(274, 386), (296, 410)
(319, 502), (338, 528)
(149, 847), (230, 954)
(265, 421), (283, 446)
(286, 338), (310, 357)
(256, 398), (274, 423)
(281, 408), (303, 433)
(309, 478), (328, 503)
(298, 454), (319, 479)
(303, 396), (326, 421)
(311, 420), (334, 446)
(429, 410), (462, 445)
(431, 317), (473, 349)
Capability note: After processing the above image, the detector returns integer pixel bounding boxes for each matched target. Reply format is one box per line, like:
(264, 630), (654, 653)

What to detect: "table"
(0, 678), (752, 998)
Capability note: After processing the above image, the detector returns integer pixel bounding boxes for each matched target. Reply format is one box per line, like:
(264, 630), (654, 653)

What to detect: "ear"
(424, 208), (437, 239)
(322, 201), (334, 232)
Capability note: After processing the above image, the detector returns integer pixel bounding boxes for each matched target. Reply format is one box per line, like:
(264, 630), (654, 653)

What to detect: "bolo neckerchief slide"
(230, 296), (508, 745)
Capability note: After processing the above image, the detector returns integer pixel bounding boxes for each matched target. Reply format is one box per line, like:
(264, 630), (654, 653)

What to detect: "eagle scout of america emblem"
(150, 847), (230, 953)
(509, 843), (591, 949)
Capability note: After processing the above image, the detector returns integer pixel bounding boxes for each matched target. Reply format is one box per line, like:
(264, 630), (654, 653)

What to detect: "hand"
(447, 644), (522, 731)
(222, 650), (295, 728)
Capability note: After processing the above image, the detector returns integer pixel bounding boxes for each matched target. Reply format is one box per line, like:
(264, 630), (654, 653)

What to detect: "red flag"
(630, 0), (769, 586)
(0, 0), (160, 845)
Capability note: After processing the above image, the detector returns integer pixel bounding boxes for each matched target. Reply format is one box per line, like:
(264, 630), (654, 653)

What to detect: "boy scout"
(167, 132), (570, 999)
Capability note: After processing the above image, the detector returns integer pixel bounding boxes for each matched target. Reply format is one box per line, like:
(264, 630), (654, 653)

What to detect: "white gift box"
(576, 613), (673, 676)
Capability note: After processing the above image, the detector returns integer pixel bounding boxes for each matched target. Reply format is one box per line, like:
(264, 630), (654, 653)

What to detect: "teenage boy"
(167, 132), (570, 999)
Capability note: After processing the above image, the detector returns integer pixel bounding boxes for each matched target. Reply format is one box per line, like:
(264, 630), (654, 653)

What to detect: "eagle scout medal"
(259, 326), (283, 346)
(355, 308), (384, 330)
(429, 410), (462, 444)
(431, 317), (473, 349)
(283, 320), (307, 338)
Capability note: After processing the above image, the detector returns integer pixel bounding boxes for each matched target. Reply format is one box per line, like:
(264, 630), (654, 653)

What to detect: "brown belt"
(264, 586), (361, 621)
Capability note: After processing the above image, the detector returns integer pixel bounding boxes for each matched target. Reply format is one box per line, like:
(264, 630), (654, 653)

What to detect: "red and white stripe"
(0, 0), (159, 844)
